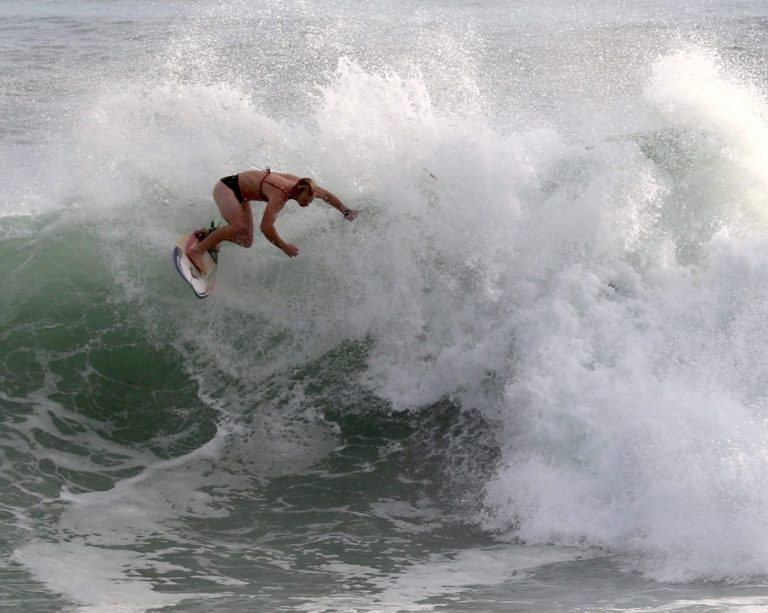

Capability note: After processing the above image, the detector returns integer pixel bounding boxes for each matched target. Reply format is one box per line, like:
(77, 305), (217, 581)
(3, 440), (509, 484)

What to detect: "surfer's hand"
(343, 208), (358, 222)
(282, 243), (299, 257)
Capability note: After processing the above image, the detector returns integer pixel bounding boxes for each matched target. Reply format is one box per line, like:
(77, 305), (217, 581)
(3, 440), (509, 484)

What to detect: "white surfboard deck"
(172, 232), (217, 299)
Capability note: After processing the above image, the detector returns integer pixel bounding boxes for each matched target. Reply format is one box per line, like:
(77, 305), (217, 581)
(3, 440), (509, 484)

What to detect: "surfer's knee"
(230, 223), (253, 247)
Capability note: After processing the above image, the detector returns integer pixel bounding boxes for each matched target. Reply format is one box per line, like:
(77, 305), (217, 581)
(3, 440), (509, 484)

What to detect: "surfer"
(186, 169), (359, 273)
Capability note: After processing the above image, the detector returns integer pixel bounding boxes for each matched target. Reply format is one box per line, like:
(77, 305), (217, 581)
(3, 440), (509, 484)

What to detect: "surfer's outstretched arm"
(315, 186), (358, 221)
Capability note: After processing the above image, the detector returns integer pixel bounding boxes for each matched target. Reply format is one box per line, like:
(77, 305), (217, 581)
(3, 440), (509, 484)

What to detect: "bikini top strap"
(260, 168), (292, 199)
(257, 168), (271, 200)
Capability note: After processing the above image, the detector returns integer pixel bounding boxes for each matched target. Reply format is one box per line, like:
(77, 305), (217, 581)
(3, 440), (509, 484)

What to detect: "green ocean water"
(0, 231), (502, 612)
(0, 216), (504, 611)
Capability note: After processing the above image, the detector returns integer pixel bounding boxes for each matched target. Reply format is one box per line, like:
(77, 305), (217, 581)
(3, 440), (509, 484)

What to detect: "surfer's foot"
(186, 246), (207, 275)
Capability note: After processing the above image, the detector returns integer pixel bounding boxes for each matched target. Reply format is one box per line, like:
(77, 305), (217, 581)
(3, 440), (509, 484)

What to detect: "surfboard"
(172, 231), (218, 299)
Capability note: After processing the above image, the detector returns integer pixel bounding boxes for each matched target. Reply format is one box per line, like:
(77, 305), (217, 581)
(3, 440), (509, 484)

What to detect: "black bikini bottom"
(220, 174), (244, 203)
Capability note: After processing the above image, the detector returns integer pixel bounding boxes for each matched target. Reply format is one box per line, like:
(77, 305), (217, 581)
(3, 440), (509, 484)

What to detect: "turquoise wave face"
(0, 213), (502, 611)
(0, 219), (219, 507)
(0, 230), (496, 613)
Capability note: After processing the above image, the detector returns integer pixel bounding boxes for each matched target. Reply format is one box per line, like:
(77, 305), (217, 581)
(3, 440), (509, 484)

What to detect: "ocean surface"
(5, 0), (768, 611)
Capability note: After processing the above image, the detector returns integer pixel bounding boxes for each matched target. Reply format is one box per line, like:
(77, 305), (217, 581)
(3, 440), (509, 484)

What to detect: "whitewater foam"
(481, 48), (768, 582)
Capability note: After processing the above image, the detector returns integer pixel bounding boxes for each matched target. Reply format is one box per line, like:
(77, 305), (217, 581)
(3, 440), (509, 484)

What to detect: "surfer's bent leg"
(187, 181), (254, 272)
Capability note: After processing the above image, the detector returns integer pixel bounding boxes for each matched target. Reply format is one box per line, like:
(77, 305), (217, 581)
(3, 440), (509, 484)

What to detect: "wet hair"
(293, 177), (315, 200)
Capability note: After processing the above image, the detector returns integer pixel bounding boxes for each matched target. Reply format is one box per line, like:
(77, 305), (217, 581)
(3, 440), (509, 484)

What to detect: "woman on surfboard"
(186, 169), (359, 273)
